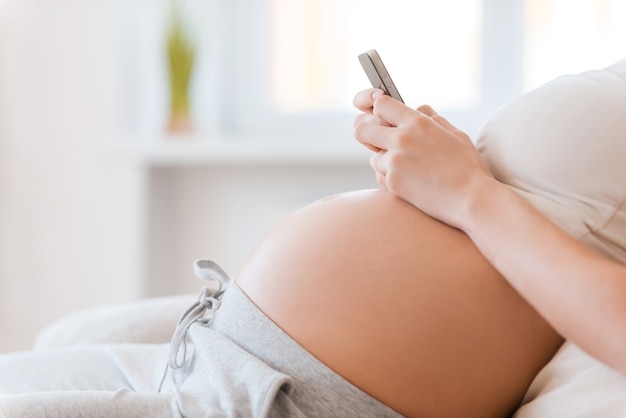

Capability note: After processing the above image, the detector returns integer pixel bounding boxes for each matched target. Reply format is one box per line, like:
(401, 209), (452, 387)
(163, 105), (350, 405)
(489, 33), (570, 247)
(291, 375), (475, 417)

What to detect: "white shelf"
(111, 133), (372, 167)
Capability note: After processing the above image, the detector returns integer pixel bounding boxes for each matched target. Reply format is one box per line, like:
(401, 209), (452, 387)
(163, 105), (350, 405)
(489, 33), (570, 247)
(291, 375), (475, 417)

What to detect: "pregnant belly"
(236, 189), (562, 417)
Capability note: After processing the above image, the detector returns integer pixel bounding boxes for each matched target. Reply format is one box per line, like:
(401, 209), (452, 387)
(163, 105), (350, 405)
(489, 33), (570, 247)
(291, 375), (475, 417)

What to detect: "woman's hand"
(353, 88), (493, 228)
(354, 83), (626, 377)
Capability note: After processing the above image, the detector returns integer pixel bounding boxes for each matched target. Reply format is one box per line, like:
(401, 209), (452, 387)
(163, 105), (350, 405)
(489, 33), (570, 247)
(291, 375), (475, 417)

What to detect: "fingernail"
(372, 90), (384, 100)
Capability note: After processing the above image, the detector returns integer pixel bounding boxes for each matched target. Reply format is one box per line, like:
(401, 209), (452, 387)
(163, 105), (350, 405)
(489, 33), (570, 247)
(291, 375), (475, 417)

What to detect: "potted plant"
(167, 3), (195, 132)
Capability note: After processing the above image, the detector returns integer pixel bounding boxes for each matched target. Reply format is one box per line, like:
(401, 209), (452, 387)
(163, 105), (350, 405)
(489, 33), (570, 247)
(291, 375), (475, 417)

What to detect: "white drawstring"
(157, 259), (230, 392)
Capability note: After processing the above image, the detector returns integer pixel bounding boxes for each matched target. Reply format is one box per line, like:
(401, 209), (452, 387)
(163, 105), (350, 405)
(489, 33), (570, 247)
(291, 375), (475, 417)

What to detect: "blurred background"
(0, 0), (624, 353)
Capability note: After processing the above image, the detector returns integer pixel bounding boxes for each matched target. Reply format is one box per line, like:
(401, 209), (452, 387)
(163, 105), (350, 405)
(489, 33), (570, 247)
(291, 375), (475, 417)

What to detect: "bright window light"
(269, 0), (483, 113)
(524, 0), (626, 90)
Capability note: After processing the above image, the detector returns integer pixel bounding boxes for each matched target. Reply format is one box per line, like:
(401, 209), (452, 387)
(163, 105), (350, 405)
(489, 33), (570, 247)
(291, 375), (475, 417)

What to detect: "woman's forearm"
(462, 178), (626, 375)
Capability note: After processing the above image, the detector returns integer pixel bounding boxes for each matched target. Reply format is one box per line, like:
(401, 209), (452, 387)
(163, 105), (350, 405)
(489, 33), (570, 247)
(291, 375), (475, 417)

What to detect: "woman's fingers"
(354, 122), (392, 151)
(354, 113), (393, 129)
(353, 88), (385, 113)
(372, 94), (424, 127)
(416, 104), (438, 118)
(417, 104), (489, 173)
(376, 172), (387, 188)
(369, 150), (388, 188)
(353, 113), (393, 151)
(353, 91), (396, 152)
(417, 104), (465, 136)
(369, 150), (384, 173)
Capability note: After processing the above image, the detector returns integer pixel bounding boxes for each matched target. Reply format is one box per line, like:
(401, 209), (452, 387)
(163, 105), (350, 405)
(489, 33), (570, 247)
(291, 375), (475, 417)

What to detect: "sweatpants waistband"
(212, 282), (401, 418)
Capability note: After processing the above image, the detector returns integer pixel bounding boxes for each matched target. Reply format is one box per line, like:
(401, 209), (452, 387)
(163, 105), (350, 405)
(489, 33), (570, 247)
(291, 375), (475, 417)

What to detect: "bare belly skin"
(236, 189), (563, 417)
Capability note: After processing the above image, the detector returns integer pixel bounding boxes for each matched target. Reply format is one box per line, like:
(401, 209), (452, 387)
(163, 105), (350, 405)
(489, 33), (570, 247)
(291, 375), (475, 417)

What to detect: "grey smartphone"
(358, 49), (404, 103)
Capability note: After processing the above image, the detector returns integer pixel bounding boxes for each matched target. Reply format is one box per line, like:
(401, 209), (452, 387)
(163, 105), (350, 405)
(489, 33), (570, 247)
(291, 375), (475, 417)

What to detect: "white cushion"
(514, 342), (626, 417)
(34, 294), (195, 349)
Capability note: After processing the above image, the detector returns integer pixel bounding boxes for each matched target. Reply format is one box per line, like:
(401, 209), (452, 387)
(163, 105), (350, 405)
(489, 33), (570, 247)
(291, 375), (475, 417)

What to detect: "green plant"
(167, 5), (195, 126)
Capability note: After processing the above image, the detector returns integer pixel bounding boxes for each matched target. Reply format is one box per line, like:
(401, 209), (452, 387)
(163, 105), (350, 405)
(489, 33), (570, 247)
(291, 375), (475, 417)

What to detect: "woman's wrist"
(455, 175), (506, 235)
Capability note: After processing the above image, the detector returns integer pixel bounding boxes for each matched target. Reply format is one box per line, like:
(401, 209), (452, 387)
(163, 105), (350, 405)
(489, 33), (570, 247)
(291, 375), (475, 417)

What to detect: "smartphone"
(358, 49), (404, 103)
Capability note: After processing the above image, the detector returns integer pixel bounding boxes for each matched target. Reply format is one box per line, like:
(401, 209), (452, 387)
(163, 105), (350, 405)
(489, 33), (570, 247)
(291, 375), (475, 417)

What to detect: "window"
(268, 0), (482, 114)
(523, 0), (626, 90)
(125, 0), (626, 140)
(221, 0), (487, 137)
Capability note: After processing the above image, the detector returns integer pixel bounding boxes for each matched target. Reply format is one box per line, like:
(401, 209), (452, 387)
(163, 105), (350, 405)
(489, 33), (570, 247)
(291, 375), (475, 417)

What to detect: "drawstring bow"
(158, 259), (230, 392)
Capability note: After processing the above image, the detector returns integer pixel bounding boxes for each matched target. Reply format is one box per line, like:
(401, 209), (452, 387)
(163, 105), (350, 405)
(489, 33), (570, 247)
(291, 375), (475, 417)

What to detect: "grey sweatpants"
(0, 262), (400, 417)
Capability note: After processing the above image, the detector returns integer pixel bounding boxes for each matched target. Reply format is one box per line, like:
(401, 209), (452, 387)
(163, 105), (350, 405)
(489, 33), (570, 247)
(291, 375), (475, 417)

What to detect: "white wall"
(146, 163), (376, 297)
(0, 1), (145, 352)
(0, 0), (377, 353)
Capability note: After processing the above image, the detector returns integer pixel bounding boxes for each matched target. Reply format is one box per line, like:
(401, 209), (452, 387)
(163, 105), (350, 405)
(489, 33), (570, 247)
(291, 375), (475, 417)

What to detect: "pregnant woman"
(233, 58), (626, 417)
(0, 60), (625, 417)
